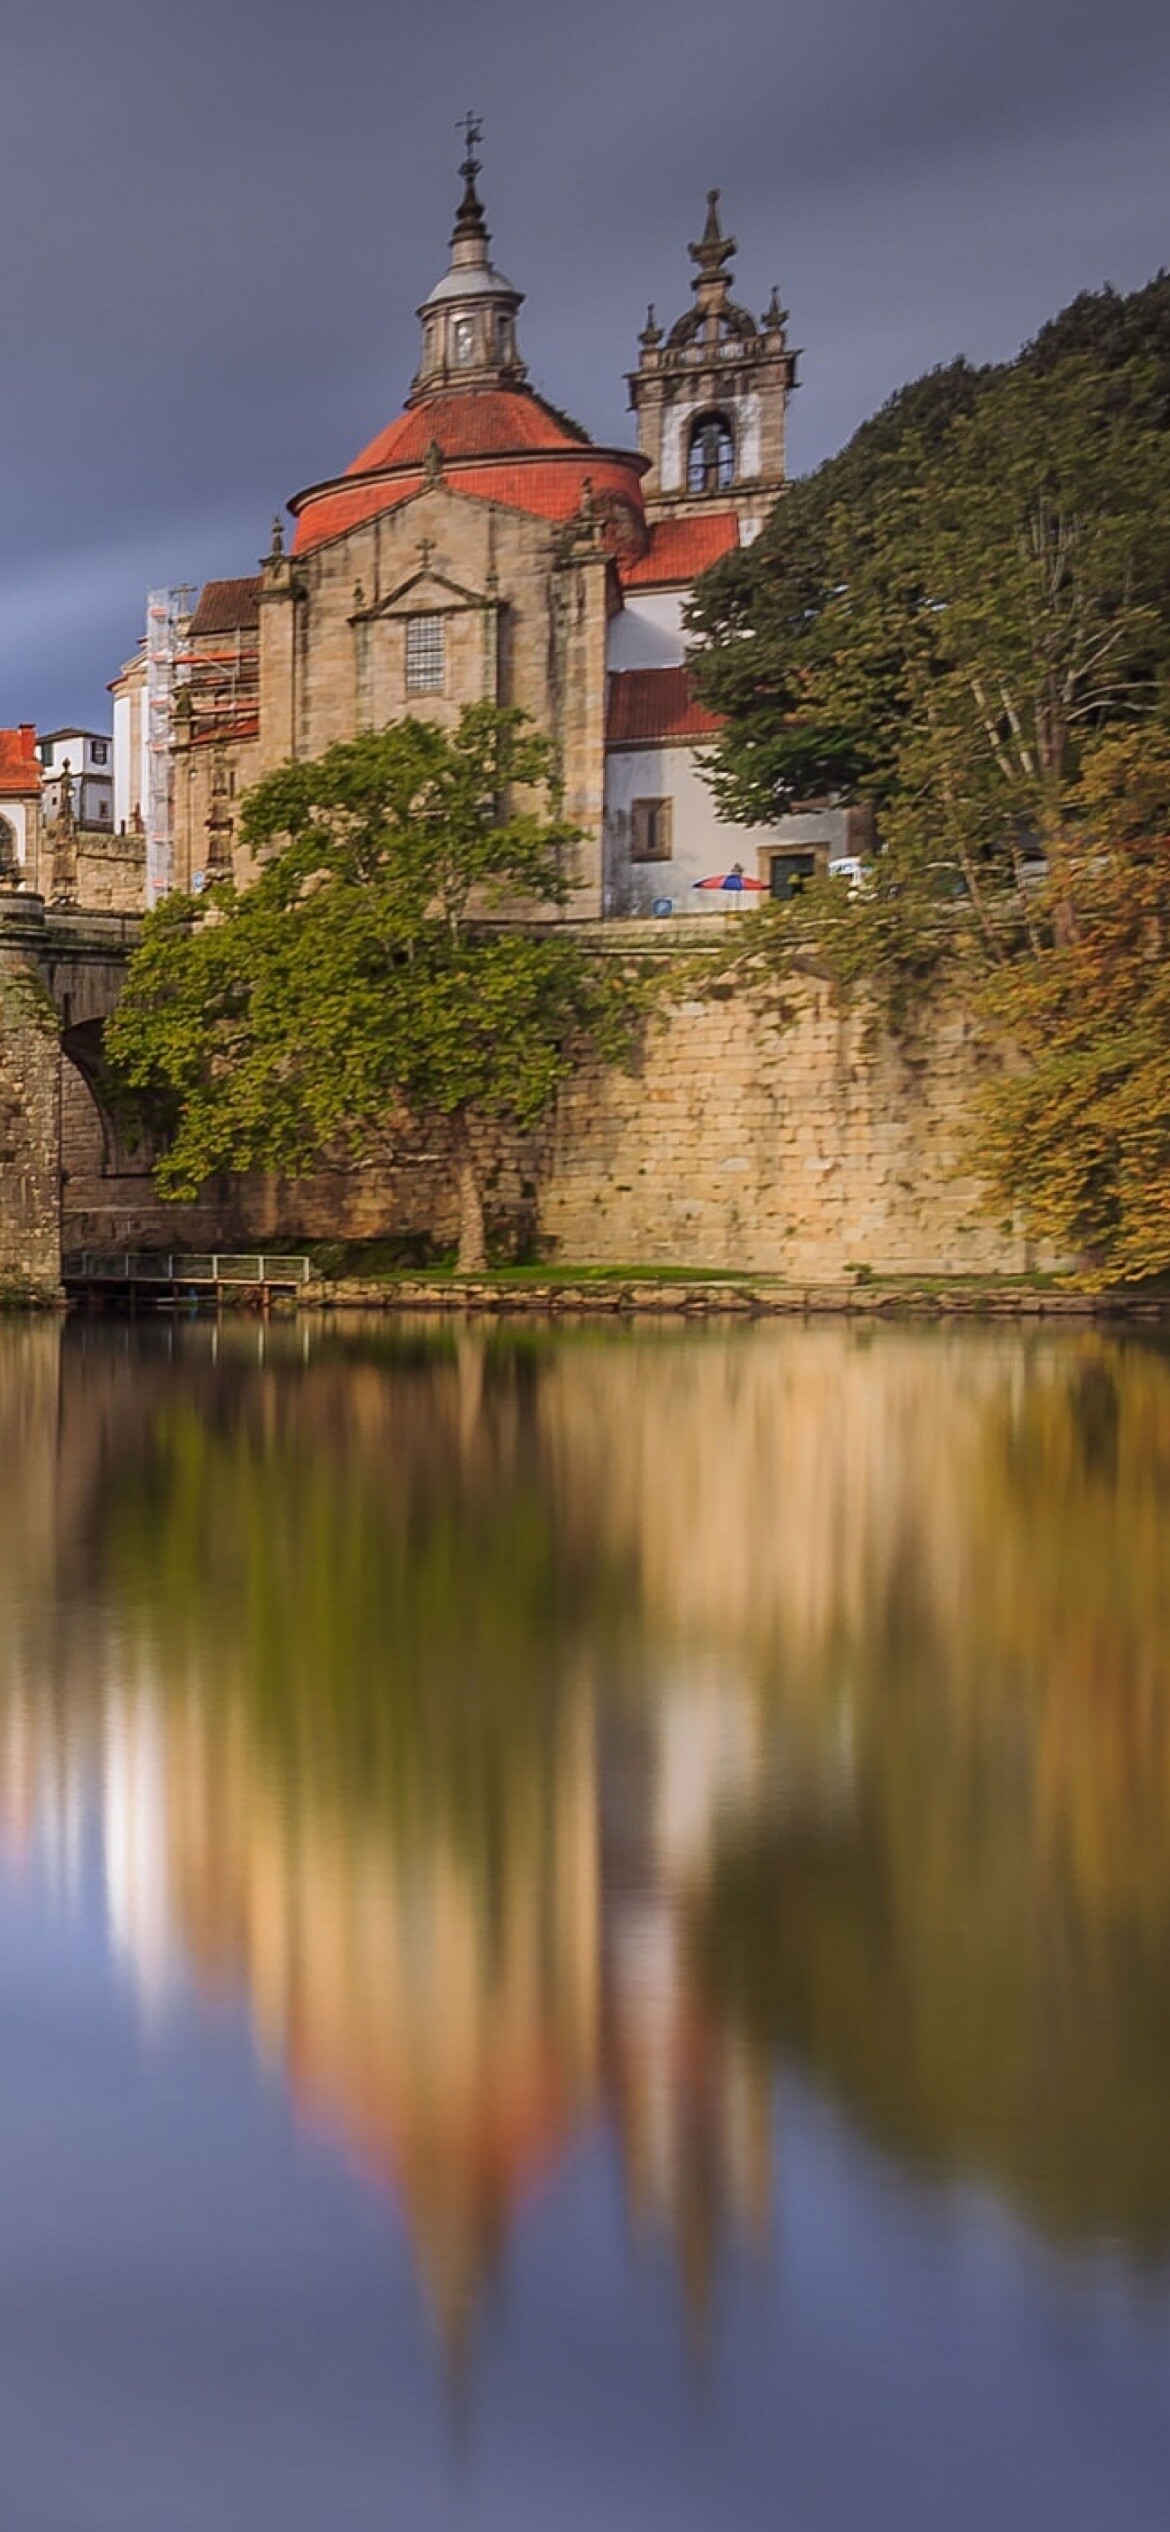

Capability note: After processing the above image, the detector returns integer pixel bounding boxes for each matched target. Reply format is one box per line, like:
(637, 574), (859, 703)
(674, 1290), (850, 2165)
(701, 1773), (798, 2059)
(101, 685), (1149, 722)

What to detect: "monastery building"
(113, 141), (863, 915)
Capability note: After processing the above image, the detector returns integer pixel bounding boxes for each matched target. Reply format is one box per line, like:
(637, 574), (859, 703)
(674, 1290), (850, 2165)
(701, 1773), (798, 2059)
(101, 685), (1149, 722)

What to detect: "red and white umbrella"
(692, 865), (766, 894)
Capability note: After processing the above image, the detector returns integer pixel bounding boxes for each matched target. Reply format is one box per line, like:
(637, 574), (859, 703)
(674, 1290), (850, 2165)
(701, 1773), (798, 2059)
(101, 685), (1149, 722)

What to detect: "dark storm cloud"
(1, 0), (1167, 725)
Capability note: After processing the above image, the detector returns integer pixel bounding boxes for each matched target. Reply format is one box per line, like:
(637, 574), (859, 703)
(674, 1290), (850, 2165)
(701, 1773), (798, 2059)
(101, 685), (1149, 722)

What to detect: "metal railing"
(63, 1251), (312, 1286)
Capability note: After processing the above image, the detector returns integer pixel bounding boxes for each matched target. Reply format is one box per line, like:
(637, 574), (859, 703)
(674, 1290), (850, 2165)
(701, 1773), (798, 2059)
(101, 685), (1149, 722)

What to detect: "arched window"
(0, 817), (17, 878)
(687, 411), (735, 495)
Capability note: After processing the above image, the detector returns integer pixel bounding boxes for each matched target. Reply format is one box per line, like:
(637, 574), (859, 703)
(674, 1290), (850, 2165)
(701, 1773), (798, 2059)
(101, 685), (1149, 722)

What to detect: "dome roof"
(289, 412), (648, 556)
(420, 259), (521, 310)
(347, 385), (591, 476)
(287, 138), (648, 558)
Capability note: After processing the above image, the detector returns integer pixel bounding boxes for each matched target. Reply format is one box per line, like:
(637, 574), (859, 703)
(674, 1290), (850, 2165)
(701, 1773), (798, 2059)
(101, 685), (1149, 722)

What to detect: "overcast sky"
(1, 0), (1167, 729)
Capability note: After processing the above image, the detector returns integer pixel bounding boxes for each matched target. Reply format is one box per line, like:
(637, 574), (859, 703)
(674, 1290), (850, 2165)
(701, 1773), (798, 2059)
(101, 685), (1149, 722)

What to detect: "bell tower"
(628, 191), (798, 537)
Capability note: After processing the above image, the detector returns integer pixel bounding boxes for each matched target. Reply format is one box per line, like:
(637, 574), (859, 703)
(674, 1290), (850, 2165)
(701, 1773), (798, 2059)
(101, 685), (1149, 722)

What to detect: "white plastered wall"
(604, 742), (852, 918)
(0, 802), (30, 870)
(606, 591), (687, 671)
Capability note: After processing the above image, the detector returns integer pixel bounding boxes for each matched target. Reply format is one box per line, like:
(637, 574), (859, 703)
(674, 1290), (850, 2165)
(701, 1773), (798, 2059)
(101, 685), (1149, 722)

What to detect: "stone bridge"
(0, 892), (140, 1295)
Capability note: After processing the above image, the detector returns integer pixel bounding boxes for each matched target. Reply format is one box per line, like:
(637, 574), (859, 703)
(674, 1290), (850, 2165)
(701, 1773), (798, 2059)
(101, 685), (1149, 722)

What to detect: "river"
(0, 1314), (1168, 2529)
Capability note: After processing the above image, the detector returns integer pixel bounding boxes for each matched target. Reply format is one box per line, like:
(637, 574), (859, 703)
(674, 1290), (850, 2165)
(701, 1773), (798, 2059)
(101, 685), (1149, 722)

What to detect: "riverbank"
(296, 1269), (1170, 1321)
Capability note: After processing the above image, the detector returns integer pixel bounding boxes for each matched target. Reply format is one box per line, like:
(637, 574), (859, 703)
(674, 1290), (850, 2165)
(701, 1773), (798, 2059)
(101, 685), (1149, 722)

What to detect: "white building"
(38, 727), (114, 830)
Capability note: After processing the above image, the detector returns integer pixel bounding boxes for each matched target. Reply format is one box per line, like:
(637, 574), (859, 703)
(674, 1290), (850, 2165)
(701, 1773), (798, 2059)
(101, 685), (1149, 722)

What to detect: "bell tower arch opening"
(686, 411), (735, 495)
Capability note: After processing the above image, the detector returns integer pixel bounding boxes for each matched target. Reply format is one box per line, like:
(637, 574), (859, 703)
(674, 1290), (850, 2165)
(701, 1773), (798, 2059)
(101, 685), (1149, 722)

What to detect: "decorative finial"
(423, 438), (444, 486)
(453, 112), (488, 242)
(640, 302), (663, 349)
(689, 189), (737, 291)
(763, 285), (787, 334)
(269, 512), (285, 560)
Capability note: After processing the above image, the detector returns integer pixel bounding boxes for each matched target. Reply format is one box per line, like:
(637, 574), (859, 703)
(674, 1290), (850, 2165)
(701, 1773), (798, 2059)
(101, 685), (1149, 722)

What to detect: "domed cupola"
(288, 131), (649, 558)
(410, 121), (527, 402)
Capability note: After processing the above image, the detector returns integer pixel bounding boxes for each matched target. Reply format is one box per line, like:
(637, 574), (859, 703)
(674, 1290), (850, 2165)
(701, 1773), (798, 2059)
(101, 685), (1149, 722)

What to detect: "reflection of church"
(0, 1659), (774, 2362)
(113, 136), (861, 915)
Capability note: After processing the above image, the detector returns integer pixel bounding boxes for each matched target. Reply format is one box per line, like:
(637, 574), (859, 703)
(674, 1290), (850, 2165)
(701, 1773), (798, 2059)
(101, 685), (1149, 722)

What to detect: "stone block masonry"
(541, 972), (1030, 1279)
(0, 956), (62, 1298)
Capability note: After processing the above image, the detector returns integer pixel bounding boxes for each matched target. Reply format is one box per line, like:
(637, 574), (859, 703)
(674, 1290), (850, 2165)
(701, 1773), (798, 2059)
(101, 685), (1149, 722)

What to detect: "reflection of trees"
(96, 1327), (634, 1873)
(697, 1339), (1170, 2251)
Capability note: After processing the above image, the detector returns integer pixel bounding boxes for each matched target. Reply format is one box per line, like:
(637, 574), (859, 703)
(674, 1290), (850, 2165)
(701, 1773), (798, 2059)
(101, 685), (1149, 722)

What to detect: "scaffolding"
(144, 588), (192, 905)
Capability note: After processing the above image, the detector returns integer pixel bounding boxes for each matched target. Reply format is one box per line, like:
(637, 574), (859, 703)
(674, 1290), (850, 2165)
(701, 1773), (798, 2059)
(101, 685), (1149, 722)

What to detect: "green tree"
(972, 725), (1170, 1282)
(687, 276), (1170, 1267)
(690, 274), (1170, 940)
(105, 705), (633, 1269)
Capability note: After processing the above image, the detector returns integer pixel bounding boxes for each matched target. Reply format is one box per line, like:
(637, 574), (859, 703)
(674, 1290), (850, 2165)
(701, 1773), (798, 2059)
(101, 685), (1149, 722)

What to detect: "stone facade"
(0, 953), (62, 1297)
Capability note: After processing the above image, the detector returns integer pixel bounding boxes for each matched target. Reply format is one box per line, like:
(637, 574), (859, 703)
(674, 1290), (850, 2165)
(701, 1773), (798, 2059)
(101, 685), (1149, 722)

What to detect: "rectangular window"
(630, 797), (673, 862)
(90, 739), (109, 765)
(405, 614), (445, 694)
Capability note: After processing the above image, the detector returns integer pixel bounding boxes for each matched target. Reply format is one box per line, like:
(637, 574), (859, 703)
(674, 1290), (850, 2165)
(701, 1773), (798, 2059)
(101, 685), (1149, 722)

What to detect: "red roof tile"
(618, 513), (740, 589)
(0, 725), (40, 799)
(606, 668), (724, 748)
(347, 387), (590, 474)
(188, 577), (262, 638)
(293, 448), (646, 555)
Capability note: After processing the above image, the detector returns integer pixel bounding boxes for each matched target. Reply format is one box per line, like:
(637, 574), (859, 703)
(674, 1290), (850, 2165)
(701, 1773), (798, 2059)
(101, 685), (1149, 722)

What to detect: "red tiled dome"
(347, 387), (590, 473)
(290, 385), (648, 558)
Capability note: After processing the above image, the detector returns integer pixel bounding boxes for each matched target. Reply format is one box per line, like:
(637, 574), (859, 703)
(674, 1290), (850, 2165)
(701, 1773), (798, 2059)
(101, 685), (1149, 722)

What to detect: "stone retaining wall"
(0, 959), (61, 1297)
(42, 959), (1044, 1282)
(541, 975), (1029, 1278)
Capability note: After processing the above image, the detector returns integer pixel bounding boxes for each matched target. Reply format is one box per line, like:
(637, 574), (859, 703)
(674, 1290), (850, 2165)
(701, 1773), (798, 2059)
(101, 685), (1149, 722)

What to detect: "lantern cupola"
(411, 120), (528, 402)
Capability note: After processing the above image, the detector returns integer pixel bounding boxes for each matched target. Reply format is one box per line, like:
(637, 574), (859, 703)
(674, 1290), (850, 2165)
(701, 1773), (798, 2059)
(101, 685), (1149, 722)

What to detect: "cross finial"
(418, 534), (435, 569)
(452, 113), (488, 243)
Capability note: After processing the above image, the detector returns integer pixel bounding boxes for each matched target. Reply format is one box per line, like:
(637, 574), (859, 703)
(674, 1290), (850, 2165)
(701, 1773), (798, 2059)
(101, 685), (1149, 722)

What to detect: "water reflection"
(2, 1313), (1170, 2369)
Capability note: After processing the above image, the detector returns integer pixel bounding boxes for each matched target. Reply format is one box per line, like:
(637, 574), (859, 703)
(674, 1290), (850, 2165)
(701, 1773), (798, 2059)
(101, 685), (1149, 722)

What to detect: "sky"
(1, 0), (1167, 731)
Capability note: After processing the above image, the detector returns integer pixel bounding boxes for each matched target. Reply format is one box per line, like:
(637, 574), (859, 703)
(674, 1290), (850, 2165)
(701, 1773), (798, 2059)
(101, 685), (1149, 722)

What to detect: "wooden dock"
(63, 1251), (313, 1312)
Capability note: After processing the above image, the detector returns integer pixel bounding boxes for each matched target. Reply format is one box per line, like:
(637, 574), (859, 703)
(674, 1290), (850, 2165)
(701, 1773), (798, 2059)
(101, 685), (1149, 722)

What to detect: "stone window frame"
(405, 614), (446, 696)
(686, 410), (736, 495)
(630, 797), (673, 863)
(766, 847), (821, 903)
